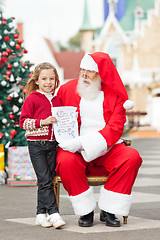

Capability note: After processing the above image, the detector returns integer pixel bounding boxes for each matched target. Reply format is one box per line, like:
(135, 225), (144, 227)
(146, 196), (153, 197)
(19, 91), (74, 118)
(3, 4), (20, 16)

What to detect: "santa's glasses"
(80, 69), (97, 78)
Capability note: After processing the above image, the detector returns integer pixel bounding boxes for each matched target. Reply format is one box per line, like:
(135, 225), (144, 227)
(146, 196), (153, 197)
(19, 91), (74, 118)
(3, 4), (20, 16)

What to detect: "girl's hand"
(41, 116), (57, 126)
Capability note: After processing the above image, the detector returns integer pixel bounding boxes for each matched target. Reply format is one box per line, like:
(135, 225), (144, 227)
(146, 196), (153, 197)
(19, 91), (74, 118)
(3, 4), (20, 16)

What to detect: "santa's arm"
(80, 97), (126, 162)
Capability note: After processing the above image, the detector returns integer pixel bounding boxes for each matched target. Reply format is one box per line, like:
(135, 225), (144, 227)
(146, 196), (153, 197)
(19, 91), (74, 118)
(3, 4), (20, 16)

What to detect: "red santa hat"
(80, 52), (134, 110)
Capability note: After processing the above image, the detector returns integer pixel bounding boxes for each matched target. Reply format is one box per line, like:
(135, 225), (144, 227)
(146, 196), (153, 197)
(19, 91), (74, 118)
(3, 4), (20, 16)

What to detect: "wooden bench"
(53, 139), (131, 224)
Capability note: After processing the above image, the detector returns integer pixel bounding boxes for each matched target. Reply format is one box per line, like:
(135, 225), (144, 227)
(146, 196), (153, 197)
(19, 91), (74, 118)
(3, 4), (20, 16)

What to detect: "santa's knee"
(126, 147), (142, 170)
(56, 150), (86, 176)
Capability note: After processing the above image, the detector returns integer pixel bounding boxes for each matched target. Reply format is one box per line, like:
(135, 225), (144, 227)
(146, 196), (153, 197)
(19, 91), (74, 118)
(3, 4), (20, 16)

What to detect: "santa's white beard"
(77, 76), (102, 100)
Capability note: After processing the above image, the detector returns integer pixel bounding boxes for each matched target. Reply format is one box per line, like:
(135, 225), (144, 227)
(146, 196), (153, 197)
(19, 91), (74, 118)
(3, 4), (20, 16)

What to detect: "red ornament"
(6, 71), (11, 76)
(10, 130), (17, 135)
(23, 89), (27, 94)
(9, 114), (14, 119)
(2, 17), (6, 20)
(14, 33), (19, 38)
(24, 49), (28, 53)
(5, 36), (10, 42)
(2, 52), (8, 57)
(7, 96), (12, 101)
(14, 121), (19, 124)
(6, 48), (12, 54)
(28, 73), (32, 78)
(16, 44), (21, 50)
(12, 17), (15, 20)
(0, 57), (8, 68)
(10, 130), (17, 139)
(17, 39), (22, 44)
(0, 133), (4, 139)
(7, 64), (12, 69)
(2, 21), (6, 25)
(22, 62), (27, 66)
(0, 101), (4, 105)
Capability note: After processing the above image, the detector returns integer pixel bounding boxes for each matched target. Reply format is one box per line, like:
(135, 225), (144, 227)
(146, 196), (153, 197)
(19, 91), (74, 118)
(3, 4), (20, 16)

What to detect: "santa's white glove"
(59, 137), (82, 153)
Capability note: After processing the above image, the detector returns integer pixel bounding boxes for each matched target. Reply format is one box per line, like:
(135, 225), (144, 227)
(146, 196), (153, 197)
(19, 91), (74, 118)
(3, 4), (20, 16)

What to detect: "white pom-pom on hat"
(80, 53), (98, 72)
(123, 100), (134, 110)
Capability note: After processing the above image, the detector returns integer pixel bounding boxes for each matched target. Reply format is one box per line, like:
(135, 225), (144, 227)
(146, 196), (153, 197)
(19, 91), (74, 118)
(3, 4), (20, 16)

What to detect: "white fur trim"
(80, 91), (106, 136)
(80, 132), (107, 162)
(98, 186), (132, 216)
(123, 100), (134, 110)
(80, 53), (98, 72)
(69, 187), (96, 216)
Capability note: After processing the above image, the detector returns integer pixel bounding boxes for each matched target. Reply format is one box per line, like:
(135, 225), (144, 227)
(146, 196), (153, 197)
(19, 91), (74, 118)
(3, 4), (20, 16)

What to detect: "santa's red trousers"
(56, 143), (142, 196)
(56, 143), (142, 216)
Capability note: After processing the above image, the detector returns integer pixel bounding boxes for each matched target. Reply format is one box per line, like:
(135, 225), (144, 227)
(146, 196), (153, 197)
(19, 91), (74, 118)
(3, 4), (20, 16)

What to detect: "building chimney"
(17, 22), (23, 41)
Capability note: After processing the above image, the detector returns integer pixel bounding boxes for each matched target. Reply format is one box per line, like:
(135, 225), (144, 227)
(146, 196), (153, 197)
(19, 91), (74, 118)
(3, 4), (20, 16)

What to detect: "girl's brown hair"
(25, 62), (60, 96)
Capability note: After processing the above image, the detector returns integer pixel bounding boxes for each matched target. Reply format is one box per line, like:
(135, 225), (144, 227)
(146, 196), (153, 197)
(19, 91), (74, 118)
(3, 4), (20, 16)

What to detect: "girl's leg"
(45, 141), (58, 215)
(27, 141), (58, 215)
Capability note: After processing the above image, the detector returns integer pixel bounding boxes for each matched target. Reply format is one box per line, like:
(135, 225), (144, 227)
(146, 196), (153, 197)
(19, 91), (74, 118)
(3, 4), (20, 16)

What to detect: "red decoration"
(24, 49), (28, 53)
(6, 48), (12, 54)
(7, 96), (12, 101)
(23, 89), (27, 94)
(17, 39), (22, 44)
(0, 57), (8, 67)
(15, 44), (21, 50)
(7, 64), (12, 69)
(22, 62), (27, 66)
(14, 121), (19, 124)
(10, 130), (17, 135)
(2, 17), (6, 20)
(5, 36), (10, 42)
(14, 33), (19, 38)
(2, 52), (8, 57)
(10, 130), (17, 139)
(0, 133), (4, 139)
(2, 21), (6, 25)
(12, 17), (15, 20)
(6, 71), (11, 76)
(9, 114), (14, 119)
(12, 146), (17, 149)
(0, 101), (4, 105)
(28, 73), (32, 78)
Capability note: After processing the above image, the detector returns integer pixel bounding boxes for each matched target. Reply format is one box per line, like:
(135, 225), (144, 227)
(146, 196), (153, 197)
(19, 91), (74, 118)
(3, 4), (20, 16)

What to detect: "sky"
(3, 0), (104, 45)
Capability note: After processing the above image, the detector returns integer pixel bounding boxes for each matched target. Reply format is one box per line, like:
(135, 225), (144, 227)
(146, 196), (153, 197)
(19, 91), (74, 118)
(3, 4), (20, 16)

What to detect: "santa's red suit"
(56, 52), (142, 216)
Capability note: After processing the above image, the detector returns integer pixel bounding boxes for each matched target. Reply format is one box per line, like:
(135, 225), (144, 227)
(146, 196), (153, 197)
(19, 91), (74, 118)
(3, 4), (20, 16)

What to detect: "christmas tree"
(0, 11), (33, 164)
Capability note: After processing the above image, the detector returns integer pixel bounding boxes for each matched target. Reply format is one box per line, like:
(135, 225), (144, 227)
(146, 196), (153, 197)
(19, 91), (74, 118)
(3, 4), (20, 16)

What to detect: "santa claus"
(56, 52), (142, 227)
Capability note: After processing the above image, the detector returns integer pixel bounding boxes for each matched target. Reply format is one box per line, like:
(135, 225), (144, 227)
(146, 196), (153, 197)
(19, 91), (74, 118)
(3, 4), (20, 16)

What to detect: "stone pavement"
(0, 137), (160, 240)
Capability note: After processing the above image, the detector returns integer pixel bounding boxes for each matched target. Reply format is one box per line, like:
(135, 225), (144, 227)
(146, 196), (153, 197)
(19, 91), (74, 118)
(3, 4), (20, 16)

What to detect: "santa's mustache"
(77, 76), (102, 100)
(81, 78), (92, 85)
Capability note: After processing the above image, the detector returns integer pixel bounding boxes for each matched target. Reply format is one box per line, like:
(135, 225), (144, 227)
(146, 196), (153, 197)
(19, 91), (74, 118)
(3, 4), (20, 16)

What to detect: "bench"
(53, 139), (131, 224)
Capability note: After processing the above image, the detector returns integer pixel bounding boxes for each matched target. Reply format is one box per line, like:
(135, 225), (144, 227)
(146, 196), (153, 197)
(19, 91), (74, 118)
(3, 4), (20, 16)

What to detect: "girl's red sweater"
(19, 91), (61, 141)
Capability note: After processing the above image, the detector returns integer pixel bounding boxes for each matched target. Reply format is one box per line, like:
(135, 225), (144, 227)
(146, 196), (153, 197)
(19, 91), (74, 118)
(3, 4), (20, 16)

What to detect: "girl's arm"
(20, 97), (57, 130)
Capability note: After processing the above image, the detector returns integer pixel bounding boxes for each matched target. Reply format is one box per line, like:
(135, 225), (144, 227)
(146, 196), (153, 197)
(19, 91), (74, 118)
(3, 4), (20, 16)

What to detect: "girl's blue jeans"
(27, 140), (59, 215)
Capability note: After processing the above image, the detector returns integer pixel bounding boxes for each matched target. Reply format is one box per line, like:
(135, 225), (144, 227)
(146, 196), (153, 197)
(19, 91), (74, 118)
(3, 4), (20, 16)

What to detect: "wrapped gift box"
(7, 178), (37, 187)
(8, 146), (36, 180)
(0, 144), (5, 171)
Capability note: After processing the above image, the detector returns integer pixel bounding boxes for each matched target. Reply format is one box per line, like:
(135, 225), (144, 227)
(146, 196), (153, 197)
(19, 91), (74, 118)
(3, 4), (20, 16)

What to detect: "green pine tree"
(0, 12), (33, 164)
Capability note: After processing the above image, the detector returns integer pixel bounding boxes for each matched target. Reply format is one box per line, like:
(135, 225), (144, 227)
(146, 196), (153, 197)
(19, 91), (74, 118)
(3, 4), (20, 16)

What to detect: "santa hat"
(80, 52), (134, 110)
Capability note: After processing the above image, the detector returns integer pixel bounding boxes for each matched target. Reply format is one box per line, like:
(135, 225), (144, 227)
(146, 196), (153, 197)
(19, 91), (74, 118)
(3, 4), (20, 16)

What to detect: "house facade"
(81, 0), (160, 130)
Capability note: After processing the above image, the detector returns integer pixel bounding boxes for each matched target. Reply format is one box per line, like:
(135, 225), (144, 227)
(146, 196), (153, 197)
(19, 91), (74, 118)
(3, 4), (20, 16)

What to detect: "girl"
(20, 62), (65, 229)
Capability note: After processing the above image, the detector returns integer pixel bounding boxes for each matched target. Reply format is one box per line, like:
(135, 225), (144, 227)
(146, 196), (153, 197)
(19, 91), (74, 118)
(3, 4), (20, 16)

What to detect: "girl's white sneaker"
(35, 214), (53, 228)
(47, 213), (65, 229)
